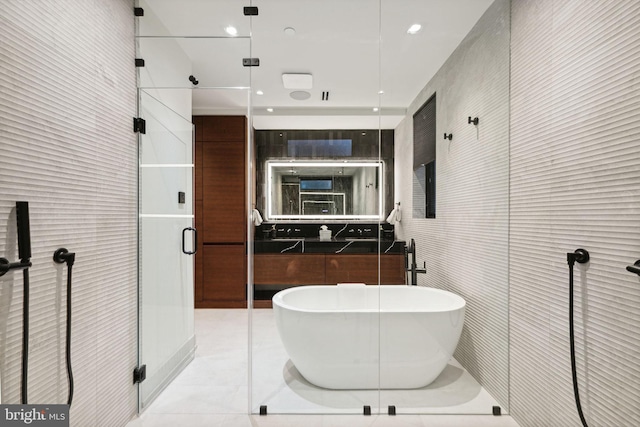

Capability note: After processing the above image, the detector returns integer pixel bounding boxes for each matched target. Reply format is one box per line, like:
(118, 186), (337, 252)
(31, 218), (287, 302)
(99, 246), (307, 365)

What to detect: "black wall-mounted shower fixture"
(625, 259), (640, 276)
(189, 75), (199, 85)
(54, 247), (76, 407)
(566, 248), (591, 427)
(0, 202), (33, 404)
(0, 203), (32, 277)
(468, 116), (479, 126)
(0, 258), (31, 276)
(443, 133), (452, 141)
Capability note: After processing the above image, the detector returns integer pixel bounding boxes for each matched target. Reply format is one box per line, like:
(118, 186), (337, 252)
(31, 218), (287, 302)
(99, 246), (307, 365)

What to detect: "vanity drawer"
(254, 254), (325, 285)
(325, 254), (405, 285)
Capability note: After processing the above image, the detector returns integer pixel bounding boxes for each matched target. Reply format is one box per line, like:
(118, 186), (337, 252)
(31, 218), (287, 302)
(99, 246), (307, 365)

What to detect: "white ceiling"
(140, 0), (494, 129)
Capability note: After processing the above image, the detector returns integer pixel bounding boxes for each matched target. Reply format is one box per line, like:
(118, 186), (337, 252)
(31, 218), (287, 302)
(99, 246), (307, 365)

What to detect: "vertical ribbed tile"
(510, 0), (640, 426)
(394, 0), (511, 410)
(0, 1), (137, 426)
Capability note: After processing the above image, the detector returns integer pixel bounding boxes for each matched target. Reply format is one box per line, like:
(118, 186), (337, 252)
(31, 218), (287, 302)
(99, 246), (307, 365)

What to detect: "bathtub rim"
(272, 284), (466, 314)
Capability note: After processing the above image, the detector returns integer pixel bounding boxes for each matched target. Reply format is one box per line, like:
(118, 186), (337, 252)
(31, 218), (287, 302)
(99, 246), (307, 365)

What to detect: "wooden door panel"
(200, 116), (246, 142)
(202, 141), (245, 243)
(202, 245), (246, 303)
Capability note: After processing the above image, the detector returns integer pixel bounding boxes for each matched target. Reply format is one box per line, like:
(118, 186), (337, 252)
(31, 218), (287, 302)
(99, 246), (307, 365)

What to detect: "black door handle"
(182, 227), (197, 255)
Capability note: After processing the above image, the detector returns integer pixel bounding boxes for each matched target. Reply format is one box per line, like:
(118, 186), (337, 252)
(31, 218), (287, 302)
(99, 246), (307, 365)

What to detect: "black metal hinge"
(134, 7), (144, 16)
(244, 6), (258, 16)
(135, 58), (145, 67)
(493, 406), (502, 416)
(133, 365), (146, 384)
(242, 58), (260, 67)
(133, 117), (146, 134)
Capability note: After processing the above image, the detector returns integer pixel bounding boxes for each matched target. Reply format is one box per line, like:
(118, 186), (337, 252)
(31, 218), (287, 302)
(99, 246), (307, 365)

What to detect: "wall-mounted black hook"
(188, 75), (199, 86)
(468, 116), (479, 126)
(443, 133), (452, 141)
(626, 260), (640, 276)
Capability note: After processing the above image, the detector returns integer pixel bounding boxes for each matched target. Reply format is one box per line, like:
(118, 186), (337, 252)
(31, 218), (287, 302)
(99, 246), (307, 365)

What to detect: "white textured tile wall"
(393, 0), (511, 410)
(510, 0), (640, 426)
(0, 1), (137, 426)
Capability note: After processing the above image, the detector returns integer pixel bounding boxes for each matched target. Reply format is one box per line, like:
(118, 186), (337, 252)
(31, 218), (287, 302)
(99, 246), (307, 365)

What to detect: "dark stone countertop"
(254, 238), (405, 254)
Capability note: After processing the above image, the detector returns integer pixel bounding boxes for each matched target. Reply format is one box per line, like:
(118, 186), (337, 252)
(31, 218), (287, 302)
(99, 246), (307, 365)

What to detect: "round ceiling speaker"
(290, 90), (311, 100)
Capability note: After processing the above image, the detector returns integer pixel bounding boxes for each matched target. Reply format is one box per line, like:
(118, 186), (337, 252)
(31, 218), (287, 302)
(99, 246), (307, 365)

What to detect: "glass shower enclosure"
(135, 0), (511, 418)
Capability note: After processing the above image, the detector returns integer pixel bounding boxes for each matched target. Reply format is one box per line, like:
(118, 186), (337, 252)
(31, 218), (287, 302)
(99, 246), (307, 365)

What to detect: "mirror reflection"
(267, 161), (383, 219)
(255, 129), (395, 221)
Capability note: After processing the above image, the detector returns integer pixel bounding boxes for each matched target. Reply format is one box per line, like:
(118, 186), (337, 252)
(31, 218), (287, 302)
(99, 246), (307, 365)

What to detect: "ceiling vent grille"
(321, 91), (330, 101)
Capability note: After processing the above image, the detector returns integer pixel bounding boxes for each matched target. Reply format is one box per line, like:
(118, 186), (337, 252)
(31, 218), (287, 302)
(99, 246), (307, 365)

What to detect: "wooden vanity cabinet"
(325, 254), (405, 285)
(253, 254), (325, 285)
(253, 253), (405, 286)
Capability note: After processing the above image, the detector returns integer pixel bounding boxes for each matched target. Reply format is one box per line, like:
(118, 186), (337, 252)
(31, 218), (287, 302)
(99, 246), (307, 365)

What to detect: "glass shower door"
(135, 0), (252, 413)
(138, 89), (196, 409)
(249, 0), (383, 414)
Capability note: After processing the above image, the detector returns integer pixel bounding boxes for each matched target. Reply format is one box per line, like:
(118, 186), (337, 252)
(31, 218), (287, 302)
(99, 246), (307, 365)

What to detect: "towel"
(386, 204), (402, 224)
(251, 208), (263, 226)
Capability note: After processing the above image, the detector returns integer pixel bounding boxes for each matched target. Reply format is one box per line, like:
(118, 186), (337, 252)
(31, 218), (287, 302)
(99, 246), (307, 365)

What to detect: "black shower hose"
(65, 263), (74, 406)
(21, 268), (29, 404)
(568, 253), (589, 427)
(20, 261), (74, 406)
(53, 248), (75, 407)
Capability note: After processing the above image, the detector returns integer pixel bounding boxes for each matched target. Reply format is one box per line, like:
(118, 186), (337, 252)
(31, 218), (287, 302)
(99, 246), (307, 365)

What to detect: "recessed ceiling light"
(407, 24), (422, 35)
(225, 25), (238, 36)
(256, 90), (264, 95)
(290, 90), (311, 100)
(267, 108), (274, 112)
(284, 27), (296, 36)
(378, 90), (384, 95)
(373, 107), (379, 112)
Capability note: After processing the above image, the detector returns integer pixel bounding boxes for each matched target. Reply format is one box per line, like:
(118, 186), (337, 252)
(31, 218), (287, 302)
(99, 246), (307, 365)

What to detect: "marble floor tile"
(126, 309), (520, 427)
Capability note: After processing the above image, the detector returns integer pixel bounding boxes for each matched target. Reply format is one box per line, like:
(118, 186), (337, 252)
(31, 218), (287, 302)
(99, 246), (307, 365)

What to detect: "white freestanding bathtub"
(272, 284), (466, 389)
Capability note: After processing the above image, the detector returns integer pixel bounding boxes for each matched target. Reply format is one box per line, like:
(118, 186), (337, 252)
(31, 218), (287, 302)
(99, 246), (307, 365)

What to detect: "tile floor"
(127, 309), (521, 427)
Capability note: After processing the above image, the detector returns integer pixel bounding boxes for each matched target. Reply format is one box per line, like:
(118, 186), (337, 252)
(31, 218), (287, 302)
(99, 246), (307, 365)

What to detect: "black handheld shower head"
(0, 202), (32, 277)
(16, 201), (31, 261)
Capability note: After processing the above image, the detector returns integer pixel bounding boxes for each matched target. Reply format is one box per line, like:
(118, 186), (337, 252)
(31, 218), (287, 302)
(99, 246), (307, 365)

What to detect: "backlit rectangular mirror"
(266, 161), (384, 220)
